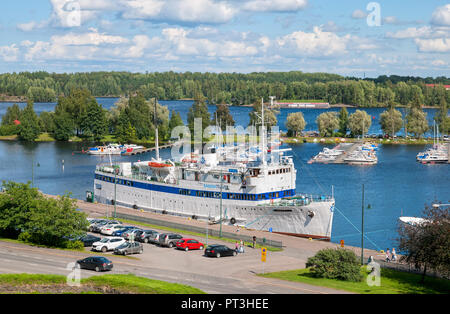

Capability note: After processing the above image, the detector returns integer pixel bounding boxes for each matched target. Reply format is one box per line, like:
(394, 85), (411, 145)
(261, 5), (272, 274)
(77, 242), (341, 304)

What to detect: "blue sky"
(0, 0), (449, 77)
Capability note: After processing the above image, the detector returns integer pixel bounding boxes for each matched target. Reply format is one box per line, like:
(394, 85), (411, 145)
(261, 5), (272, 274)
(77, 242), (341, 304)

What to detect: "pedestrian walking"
(252, 236), (256, 248)
(385, 249), (391, 262)
(235, 241), (239, 253)
(239, 239), (244, 253)
(391, 248), (397, 262)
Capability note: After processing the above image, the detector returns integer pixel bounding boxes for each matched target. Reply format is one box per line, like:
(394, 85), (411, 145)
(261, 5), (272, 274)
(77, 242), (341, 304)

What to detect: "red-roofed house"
(425, 84), (450, 90)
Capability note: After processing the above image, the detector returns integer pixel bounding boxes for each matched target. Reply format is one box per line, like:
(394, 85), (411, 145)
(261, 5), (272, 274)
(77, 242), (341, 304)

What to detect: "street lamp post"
(361, 184), (365, 265)
(219, 168), (223, 238)
(114, 167), (118, 219)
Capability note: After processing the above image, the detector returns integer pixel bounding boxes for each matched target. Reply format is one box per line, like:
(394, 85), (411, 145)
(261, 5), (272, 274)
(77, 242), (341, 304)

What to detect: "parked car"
(138, 230), (159, 243)
(112, 226), (136, 237)
(158, 233), (183, 248)
(90, 220), (121, 233)
(133, 229), (145, 239)
(123, 228), (143, 241)
(92, 237), (126, 252)
(147, 232), (161, 244)
(114, 242), (144, 255)
(204, 244), (237, 258)
(89, 220), (108, 232)
(101, 224), (126, 236)
(176, 238), (204, 251)
(76, 256), (113, 272)
(78, 234), (101, 247)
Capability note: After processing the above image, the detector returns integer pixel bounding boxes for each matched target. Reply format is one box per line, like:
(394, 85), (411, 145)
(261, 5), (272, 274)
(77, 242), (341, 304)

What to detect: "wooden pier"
(122, 143), (175, 156)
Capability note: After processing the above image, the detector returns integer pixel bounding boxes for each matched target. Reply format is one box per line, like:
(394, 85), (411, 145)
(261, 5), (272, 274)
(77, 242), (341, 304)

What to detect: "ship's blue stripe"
(95, 174), (295, 201)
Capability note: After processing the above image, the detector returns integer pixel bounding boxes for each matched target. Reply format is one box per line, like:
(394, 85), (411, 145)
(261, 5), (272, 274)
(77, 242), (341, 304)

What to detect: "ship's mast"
(154, 98), (160, 161)
(261, 97), (266, 167)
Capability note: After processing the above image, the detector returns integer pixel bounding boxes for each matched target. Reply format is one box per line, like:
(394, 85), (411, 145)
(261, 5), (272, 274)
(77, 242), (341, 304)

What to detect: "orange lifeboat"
(148, 162), (172, 168)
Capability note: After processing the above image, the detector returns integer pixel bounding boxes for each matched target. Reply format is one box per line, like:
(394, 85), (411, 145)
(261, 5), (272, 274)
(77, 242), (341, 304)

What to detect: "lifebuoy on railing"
(230, 217), (236, 225)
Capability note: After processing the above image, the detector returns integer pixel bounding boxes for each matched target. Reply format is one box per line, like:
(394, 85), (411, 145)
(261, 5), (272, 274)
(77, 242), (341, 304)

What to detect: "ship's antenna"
(261, 97), (266, 167)
(154, 98), (160, 161)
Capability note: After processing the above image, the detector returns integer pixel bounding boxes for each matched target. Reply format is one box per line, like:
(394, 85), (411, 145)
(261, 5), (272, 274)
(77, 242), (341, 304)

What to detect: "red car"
(176, 238), (205, 251)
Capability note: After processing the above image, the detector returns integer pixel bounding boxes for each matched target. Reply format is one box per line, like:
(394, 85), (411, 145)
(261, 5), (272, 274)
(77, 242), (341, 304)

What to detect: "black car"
(79, 234), (101, 247)
(76, 256), (113, 272)
(204, 244), (237, 258)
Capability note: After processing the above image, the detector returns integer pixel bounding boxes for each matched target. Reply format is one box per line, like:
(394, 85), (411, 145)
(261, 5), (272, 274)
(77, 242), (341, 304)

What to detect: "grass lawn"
(0, 273), (205, 294)
(260, 267), (450, 294)
(36, 132), (55, 142)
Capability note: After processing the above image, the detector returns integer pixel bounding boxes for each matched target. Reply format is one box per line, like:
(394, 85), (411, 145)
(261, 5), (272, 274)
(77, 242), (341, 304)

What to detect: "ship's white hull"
(94, 176), (335, 240)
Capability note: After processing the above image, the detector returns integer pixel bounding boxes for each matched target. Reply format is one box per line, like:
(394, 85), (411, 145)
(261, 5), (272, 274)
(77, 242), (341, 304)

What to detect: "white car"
(92, 237), (126, 252)
(101, 225), (125, 236)
(99, 223), (122, 234)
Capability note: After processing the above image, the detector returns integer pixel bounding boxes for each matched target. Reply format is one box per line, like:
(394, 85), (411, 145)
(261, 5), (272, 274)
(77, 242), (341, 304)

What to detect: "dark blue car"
(112, 226), (136, 237)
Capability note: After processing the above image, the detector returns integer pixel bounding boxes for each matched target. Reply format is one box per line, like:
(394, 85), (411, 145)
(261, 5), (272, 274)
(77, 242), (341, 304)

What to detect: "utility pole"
(219, 168), (223, 238)
(361, 183), (365, 265)
(114, 167), (118, 219)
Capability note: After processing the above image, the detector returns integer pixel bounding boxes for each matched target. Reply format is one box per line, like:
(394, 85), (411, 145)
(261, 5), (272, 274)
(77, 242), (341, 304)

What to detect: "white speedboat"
(344, 150), (377, 165)
(88, 144), (124, 155)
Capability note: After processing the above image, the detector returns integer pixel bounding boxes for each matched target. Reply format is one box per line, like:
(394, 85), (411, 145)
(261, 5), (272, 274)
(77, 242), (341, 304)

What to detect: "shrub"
(0, 124), (19, 136)
(18, 232), (32, 243)
(306, 248), (363, 282)
(65, 240), (84, 251)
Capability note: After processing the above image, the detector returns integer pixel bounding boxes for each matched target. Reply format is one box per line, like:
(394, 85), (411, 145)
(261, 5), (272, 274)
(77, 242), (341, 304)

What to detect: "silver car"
(147, 232), (161, 244)
(114, 242), (143, 255)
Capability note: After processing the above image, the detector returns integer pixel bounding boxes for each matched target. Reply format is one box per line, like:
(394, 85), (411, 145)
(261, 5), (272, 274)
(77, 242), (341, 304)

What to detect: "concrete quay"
(71, 196), (385, 268)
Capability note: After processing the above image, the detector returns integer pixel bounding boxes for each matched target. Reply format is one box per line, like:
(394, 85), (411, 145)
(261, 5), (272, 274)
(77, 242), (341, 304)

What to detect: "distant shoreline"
(0, 96), (442, 109)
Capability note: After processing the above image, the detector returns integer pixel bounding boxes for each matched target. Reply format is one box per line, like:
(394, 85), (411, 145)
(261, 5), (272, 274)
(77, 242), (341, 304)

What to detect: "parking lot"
(85, 218), (269, 279)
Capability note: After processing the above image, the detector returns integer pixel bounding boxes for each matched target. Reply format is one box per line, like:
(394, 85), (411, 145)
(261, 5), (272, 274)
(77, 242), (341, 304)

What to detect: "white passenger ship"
(93, 104), (335, 240)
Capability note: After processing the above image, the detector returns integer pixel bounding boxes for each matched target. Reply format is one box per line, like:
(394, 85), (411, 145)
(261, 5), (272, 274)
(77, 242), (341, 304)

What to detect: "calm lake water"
(0, 98), (448, 252)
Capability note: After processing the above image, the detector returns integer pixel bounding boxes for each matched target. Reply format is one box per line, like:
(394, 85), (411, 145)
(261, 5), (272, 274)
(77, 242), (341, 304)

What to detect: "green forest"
(0, 71), (449, 107)
(0, 71), (449, 142)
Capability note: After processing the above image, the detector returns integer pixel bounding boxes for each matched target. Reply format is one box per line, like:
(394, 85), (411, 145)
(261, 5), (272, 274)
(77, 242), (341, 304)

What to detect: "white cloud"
(17, 21), (41, 32)
(386, 26), (435, 39)
(276, 27), (351, 57)
(351, 9), (367, 19)
(431, 4), (450, 26)
(431, 59), (447, 66)
(415, 38), (450, 53)
(386, 26), (450, 39)
(0, 45), (19, 62)
(55, 28), (129, 45)
(386, 25), (450, 53)
(161, 27), (260, 57)
(120, 0), (237, 24)
(242, 0), (308, 12)
(24, 28), (130, 61)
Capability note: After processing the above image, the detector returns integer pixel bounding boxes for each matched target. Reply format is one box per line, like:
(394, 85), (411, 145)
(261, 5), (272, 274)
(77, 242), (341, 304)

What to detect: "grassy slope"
(0, 273), (205, 294)
(260, 268), (450, 294)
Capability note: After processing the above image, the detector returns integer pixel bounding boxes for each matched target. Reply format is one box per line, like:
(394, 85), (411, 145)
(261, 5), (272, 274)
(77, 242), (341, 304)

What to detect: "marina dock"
(122, 143), (175, 156)
(309, 142), (378, 165)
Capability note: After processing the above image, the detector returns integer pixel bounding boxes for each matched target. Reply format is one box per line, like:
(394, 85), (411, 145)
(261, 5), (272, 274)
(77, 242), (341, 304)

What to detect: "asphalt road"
(0, 236), (352, 294)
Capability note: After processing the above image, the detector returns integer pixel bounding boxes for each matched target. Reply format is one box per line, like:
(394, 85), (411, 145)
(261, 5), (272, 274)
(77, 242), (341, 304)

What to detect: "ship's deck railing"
(260, 195), (333, 207)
